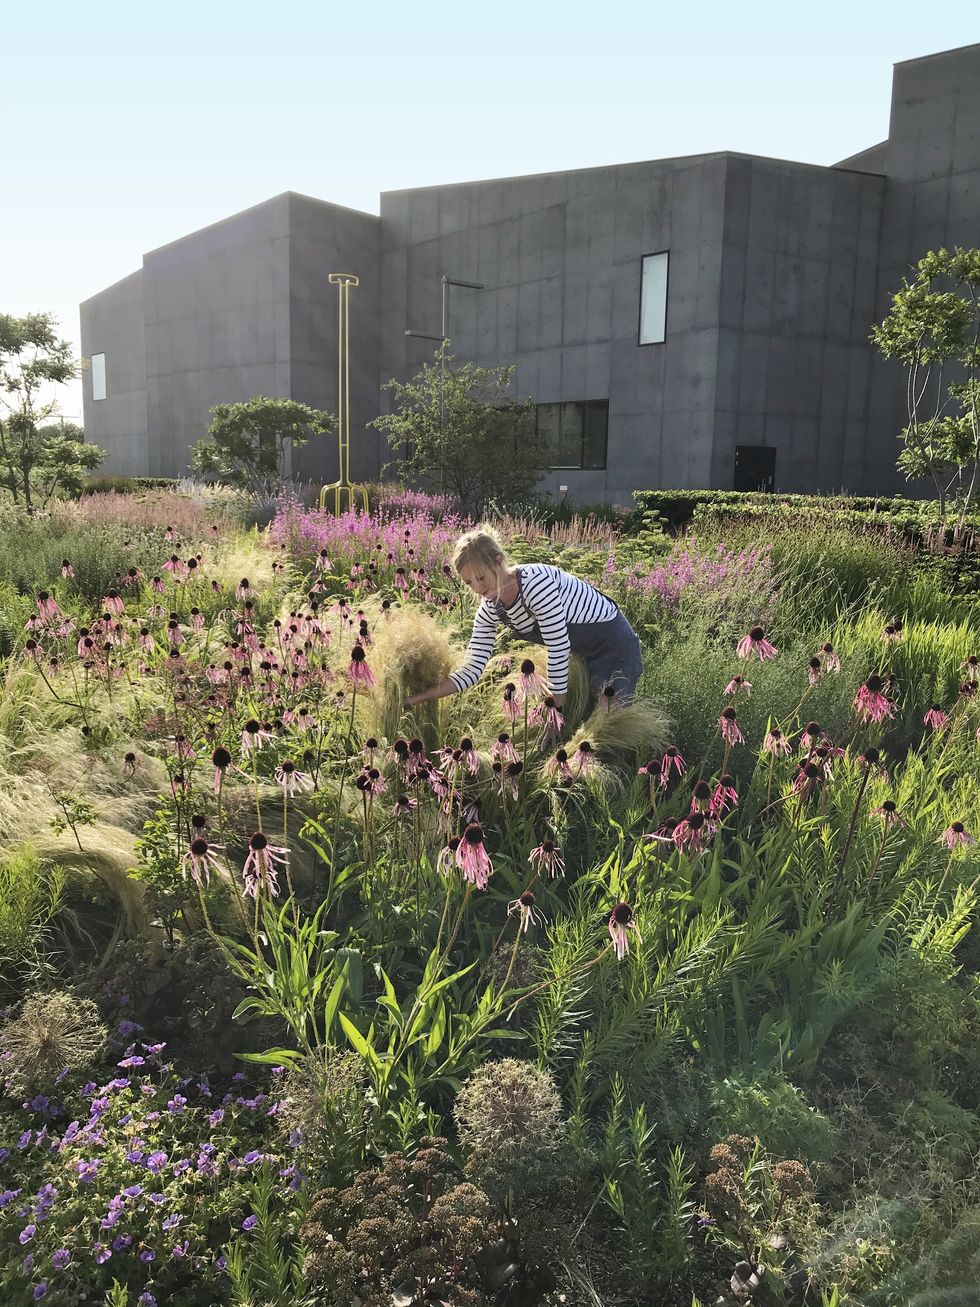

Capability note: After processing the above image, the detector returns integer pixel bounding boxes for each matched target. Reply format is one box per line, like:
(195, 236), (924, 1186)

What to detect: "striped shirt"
(449, 563), (619, 695)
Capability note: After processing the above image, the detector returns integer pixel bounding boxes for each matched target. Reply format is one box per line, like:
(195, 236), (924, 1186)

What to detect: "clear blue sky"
(4, 0), (979, 419)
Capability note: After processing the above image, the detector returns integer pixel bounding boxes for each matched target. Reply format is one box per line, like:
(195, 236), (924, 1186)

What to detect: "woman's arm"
(406, 603), (500, 707)
(405, 679), (458, 708)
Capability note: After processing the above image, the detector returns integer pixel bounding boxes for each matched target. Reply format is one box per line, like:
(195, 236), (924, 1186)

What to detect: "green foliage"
(129, 807), (196, 947)
(371, 342), (552, 515)
(224, 1162), (311, 1306)
(82, 475), (180, 495)
(707, 1073), (837, 1163)
(872, 247), (980, 518)
(0, 843), (66, 993)
(191, 395), (335, 500)
(598, 1077), (697, 1285)
(0, 312), (105, 510)
(632, 488), (980, 535)
(0, 513), (175, 600)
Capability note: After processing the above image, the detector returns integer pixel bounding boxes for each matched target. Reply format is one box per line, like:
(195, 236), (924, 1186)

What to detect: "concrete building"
(80, 42), (980, 502)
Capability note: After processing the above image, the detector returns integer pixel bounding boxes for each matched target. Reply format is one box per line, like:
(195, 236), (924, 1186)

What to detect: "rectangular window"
(638, 251), (668, 345)
(733, 444), (776, 492)
(91, 353), (107, 401)
(536, 400), (608, 470)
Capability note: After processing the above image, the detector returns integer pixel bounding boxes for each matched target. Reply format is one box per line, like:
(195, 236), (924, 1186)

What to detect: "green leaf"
(236, 1048), (304, 1067)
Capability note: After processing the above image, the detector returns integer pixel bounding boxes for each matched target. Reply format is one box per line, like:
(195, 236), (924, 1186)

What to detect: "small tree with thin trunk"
(191, 396), (335, 501)
(0, 313), (103, 509)
(871, 247), (980, 521)
(371, 343), (552, 516)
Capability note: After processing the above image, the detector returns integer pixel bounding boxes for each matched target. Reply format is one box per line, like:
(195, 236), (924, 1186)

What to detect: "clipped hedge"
(81, 475), (180, 495)
(632, 489), (980, 542)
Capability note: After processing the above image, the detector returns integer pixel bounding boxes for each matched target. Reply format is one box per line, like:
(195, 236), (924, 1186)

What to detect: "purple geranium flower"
(19, 1224), (37, 1244)
(51, 1249), (71, 1270)
(242, 1214), (258, 1231)
(146, 1151), (167, 1173)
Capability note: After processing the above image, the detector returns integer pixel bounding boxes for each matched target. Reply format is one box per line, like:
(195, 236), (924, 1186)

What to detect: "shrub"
(707, 1073), (837, 1164)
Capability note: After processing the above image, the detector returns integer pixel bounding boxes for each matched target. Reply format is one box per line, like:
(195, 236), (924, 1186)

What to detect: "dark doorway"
(733, 445), (776, 492)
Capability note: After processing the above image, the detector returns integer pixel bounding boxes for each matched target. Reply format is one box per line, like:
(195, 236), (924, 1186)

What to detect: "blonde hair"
(452, 527), (508, 576)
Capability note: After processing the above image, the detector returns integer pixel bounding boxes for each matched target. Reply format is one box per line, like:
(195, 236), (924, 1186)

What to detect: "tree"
(371, 343), (553, 516)
(191, 396), (335, 500)
(872, 247), (980, 520)
(0, 313), (103, 510)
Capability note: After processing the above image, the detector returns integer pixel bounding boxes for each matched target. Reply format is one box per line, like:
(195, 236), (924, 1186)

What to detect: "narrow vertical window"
(91, 353), (107, 401)
(638, 252), (668, 345)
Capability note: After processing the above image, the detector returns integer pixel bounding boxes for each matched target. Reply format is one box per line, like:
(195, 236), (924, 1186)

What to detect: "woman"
(405, 527), (643, 710)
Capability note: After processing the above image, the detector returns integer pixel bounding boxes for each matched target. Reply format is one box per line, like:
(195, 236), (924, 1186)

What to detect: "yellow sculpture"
(319, 273), (369, 514)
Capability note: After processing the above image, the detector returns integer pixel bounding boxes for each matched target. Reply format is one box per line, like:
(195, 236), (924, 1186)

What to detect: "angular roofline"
(380, 148), (879, 198)
(80, 266), (143, 309)
(144, 191), (378, 259)
(894, 41), (980, 66)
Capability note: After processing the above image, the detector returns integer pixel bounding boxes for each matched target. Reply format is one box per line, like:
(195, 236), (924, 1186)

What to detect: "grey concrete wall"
(141, 196), (293, 477)
(99, 193), (382, 484)
(869, 43), (980, 493)
(714, 156), (885, 493)
(285, 194), (381, 486)
(79, 270), (147, 475)
(380, 154), (730, 504)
